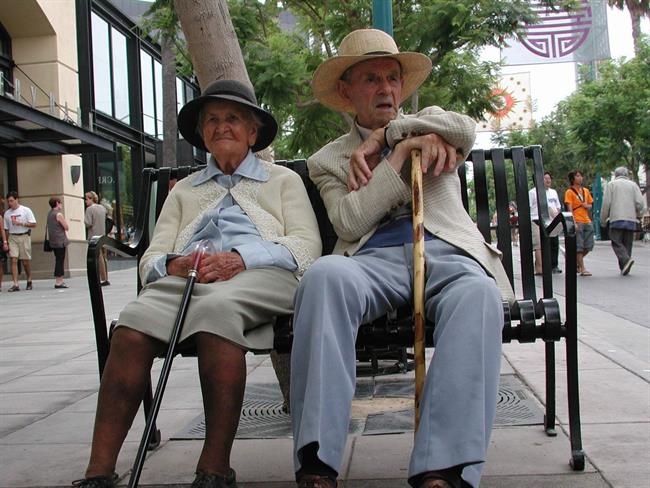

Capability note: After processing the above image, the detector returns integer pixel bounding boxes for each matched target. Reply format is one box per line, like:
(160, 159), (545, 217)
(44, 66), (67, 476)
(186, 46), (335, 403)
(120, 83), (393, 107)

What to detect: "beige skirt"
(116, 267), (298, 352)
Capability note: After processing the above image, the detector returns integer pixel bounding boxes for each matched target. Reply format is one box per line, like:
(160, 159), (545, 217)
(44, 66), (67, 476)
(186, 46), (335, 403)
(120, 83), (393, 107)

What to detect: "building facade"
(0, 0), (201, 279)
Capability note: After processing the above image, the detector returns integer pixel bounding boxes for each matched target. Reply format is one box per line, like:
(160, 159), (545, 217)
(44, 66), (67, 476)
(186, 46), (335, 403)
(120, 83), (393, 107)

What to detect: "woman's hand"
(166, 254), (195, 278)
(197, 252), (245, 283)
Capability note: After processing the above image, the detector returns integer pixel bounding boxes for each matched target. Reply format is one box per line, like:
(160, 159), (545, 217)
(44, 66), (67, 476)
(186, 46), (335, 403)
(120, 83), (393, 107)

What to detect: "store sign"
(501, 0), (610, 65)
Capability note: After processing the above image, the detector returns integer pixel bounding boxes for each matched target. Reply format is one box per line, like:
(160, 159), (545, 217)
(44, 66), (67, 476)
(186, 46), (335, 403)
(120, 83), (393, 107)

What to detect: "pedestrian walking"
(529, 171), (563, 274)
(564, 170), (594, 276)
(600, 167), (646, 275)
(3, 191), (36, 291)
(47, 197), (70, 288)
(84, 191), (110, 286)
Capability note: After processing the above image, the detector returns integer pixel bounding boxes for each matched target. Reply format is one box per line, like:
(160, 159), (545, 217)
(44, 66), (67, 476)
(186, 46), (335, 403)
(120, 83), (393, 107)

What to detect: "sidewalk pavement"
(1, 245), (648, 487)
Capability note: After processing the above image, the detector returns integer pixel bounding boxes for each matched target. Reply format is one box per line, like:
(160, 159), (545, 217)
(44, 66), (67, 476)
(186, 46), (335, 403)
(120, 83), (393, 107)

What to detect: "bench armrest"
(87, 234), (148, 377)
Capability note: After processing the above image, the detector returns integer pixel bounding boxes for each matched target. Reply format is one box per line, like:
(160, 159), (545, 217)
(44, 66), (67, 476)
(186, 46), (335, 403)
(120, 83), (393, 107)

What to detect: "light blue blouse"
(145, 150), (297, 283)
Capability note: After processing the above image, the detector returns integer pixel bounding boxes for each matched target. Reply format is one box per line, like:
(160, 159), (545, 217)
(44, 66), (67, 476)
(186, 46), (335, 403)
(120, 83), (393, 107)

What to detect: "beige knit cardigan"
(308, 106), (514, 302)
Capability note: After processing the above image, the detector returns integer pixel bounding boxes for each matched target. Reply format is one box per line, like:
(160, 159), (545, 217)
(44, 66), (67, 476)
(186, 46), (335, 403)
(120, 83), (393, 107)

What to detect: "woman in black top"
(47, 197), (69, 288)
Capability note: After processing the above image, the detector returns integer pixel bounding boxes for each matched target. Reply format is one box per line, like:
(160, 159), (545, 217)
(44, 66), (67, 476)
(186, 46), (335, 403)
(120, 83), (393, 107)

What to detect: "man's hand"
(348, 127), (387, 191)
(389, 133), (461, 177)
(197, 252), (245, 283)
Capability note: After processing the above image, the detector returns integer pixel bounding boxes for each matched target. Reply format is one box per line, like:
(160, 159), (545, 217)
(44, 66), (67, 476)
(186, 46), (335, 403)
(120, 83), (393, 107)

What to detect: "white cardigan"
(140, 159), (322, 283)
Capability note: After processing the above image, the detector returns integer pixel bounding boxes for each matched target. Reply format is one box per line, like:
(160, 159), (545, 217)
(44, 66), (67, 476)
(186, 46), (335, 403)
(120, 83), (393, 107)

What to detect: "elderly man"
(73, 80), (321, 488)
(290, 29), (513, 488)
(600, 166), (646, 275)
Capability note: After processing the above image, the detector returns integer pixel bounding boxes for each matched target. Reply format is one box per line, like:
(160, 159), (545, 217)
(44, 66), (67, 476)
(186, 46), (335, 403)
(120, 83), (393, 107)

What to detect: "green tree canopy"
(500, 38), (649, 193)
(225, 0), (576, 159)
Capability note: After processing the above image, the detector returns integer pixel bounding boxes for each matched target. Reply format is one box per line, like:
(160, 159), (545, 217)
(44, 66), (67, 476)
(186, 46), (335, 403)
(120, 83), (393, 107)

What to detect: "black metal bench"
(87, 145), (584, 470)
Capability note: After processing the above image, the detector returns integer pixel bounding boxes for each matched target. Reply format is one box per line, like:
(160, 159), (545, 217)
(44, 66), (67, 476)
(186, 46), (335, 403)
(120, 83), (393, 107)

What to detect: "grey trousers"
(291, 237), (503, 487)
(609, 227), (634, 270)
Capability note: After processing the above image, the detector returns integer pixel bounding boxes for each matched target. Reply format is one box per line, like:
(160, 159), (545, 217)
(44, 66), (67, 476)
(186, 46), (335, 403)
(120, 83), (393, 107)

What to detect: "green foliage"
(156, 0), (584, 159)
(501, 38), (649, 193)
(223, 0), (575, 158)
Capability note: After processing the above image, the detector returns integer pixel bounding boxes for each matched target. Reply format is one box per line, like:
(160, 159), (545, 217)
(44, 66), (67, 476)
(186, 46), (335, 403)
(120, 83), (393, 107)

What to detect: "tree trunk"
(173, 0), (288, 406)
(174, 0), (251, 90)
(161, 36), (178, 167)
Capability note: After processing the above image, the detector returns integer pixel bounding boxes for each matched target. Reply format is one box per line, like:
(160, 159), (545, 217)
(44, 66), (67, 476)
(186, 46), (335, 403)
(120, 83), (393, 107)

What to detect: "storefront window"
(112, 29), (130, 124)
(154, 60), (163, 139)
(91, 13), (112, 115)
(140, 50), (156, 136)
(91, 12), (130, 123)
(0, 22), (12, 97)
(96, 143), (135, 243)
(117, 144), (134, 242)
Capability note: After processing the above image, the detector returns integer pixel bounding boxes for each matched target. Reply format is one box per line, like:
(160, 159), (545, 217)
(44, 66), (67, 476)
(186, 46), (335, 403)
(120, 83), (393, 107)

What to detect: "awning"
(0, 95), (115, 158)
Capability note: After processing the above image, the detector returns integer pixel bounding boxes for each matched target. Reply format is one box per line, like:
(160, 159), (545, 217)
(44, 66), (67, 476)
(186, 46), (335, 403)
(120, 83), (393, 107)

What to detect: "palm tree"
(608, 0), (650, 55)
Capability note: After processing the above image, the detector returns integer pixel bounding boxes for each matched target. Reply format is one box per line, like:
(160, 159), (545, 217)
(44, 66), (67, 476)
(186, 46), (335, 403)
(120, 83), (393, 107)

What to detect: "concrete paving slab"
(0, 413), (48, 437)
(520, 368), (650, 425)
(0, 373), (102, 393)
(0, 363), (51, 383)
(0, 343), (93, 363)
(0, 442), (139, 488)
(581, 422), (650, 488)
(0, 390), (93, 414)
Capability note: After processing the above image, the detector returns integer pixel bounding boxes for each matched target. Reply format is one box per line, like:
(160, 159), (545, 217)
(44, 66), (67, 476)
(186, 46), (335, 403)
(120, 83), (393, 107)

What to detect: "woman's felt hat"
(177, 79), (278, 152)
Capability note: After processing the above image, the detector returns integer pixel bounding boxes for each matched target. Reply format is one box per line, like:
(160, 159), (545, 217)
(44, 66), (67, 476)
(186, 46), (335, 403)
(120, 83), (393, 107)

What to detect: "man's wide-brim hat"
(177, 79), (278, 153)
(312, 29), (433, 113)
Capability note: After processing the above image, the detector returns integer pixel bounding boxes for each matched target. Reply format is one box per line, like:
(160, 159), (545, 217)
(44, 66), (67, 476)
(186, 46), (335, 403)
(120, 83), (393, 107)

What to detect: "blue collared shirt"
(146, 150), (297, 283)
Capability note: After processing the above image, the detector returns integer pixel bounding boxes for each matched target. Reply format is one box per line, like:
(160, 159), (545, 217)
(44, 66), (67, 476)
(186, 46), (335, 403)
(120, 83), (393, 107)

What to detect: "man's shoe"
(100, 281), (111, 287)
(8, 285), (19, 292)
(55, 283), (69, 289)
(621, 259), (635, 276)
(71, 473), (118, 487)
(191, 469), (237, 488)
(552, 267), (562, 274)
(26, 281), (33, 290)
(297, 474), (338, 487)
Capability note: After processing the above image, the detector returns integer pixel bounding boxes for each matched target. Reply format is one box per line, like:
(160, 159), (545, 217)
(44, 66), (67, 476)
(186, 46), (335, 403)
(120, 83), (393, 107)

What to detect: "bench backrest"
(135, 146), (552, 302)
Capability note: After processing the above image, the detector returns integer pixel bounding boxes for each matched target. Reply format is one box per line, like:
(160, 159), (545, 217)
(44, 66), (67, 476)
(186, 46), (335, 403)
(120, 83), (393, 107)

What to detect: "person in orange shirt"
(564, 170), (594, 276)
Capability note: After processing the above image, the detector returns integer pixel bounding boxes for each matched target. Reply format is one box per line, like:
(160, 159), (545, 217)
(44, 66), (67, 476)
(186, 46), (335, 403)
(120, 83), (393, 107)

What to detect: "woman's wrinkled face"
(200, 100), (258, 162)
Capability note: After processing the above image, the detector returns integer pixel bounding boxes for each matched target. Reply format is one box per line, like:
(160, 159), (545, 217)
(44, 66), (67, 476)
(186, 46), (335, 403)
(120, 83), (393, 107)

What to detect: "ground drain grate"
(172, 374), (542, 440)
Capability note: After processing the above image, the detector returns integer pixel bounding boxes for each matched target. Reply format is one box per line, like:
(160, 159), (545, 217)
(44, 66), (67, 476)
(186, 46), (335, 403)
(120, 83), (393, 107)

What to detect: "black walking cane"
(128, 240), (214, 488)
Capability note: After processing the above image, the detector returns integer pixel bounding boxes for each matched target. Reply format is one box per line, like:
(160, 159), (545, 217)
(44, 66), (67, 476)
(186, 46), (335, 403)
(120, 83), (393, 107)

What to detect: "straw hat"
(312, 29), (432, 113)
(177, 79), (278, 152)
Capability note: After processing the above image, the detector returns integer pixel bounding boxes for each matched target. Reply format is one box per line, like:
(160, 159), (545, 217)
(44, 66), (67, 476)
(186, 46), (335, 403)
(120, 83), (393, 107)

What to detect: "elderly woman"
(73, 80), (321, 488)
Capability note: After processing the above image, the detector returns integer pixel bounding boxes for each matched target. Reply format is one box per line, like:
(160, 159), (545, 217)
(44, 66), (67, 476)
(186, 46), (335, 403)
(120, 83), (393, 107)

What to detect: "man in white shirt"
(529, 172), (562, 274)
(3, 191), (37, 291)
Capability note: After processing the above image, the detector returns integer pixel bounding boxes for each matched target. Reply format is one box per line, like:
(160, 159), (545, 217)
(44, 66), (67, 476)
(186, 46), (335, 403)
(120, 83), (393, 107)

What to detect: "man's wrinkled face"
(337, 58), (404, 130)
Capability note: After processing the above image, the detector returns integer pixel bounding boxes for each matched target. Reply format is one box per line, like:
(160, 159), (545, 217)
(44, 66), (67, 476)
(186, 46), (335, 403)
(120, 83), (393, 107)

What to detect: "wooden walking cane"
(411, 149), (426, 432)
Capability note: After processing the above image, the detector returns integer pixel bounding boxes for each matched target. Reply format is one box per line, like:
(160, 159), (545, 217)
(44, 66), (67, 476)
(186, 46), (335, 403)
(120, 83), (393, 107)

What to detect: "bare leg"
(195, 332), (246, 476)
(10, 257), (18, 285)
(534, 249), (542, 274)
(576, 252), (586, 273)
(23, 259), (32, 282)
(85, 328), (163, 477)
(100, 249), (108, 282)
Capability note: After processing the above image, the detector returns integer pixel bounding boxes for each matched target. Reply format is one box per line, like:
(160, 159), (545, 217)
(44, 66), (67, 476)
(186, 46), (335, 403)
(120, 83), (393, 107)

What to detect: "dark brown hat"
(177, 79), (278, 152)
